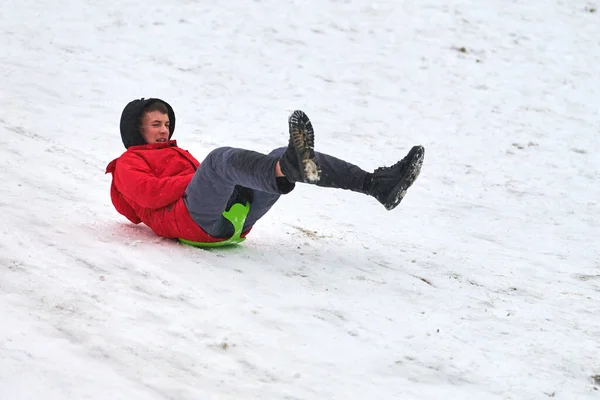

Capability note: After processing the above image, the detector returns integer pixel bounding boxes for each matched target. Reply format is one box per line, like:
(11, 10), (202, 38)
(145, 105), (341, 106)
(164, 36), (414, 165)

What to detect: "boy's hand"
(226, 185), (253, 211)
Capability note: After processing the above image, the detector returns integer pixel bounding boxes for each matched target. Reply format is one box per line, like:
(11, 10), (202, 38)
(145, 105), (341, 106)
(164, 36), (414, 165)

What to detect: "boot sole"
(383, 145), (424, 210)
(288, 110), (321, 183)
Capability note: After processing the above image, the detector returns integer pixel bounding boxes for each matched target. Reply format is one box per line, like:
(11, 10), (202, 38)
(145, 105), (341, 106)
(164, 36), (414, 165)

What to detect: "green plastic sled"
(179, 202), (250, 248)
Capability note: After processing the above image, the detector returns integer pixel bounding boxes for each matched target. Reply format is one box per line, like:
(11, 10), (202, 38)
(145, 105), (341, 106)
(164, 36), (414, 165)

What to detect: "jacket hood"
(120, 98), (176, 148)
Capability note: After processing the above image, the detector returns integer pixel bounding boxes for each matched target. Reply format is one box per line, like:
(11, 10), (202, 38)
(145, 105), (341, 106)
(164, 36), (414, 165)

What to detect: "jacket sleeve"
(110, 181), (142, 224)
(113, 152), (194, 209)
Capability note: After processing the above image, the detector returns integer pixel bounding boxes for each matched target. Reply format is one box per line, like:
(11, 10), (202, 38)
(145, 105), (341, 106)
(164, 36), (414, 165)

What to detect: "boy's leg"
(308, 145), (425, 211)
(240, 147), (294, 231)
(242, 143), (423, 233)
(184, 147), (288, 237)
(282, 110), (424, 211)
(241, 147), (370, 232)
(184, 112), (423, 238)
(272, 147), (370, 192)
(185, 112), (370, 237)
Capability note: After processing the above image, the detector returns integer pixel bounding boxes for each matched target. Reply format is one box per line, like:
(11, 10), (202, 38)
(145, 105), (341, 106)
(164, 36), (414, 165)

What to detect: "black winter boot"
(279, 110), (321, 183)
(366, 145), (424, 210)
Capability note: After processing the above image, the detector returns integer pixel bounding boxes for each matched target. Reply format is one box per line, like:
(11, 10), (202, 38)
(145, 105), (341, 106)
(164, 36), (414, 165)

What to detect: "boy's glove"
(225, 185), (253, 211)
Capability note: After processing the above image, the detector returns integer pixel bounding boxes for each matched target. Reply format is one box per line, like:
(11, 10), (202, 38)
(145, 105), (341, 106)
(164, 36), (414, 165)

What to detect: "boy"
(106, 98), (424, 243)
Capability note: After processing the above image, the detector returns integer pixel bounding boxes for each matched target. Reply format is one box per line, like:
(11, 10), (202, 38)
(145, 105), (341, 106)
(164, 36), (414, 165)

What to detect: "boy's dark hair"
(143, 100), (169, 116)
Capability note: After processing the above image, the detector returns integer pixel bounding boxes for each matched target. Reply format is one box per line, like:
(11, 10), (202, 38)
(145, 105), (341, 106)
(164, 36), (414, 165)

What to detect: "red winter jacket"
(105, 140), (224, 243)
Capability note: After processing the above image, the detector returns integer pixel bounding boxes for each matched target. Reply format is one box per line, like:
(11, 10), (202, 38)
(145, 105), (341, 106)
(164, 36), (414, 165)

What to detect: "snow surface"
(1, 0), (599, 399)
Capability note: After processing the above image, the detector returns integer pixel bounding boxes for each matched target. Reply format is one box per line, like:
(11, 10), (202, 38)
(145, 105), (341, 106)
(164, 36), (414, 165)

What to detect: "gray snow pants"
(183, 147), (368, 238)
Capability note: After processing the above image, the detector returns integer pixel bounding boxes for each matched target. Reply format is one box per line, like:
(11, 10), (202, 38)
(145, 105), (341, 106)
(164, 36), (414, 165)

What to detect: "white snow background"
(1, 1), (599, 399)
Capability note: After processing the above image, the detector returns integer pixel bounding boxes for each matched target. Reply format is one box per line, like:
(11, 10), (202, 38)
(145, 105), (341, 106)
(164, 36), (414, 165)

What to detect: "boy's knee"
(207, 146), (234, 157)
(268, 147), (287, 158)
(204, 147), (235, 163)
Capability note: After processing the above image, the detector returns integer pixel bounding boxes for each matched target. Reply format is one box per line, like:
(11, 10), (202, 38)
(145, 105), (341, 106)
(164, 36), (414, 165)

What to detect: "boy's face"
(140, 111), (170, 144)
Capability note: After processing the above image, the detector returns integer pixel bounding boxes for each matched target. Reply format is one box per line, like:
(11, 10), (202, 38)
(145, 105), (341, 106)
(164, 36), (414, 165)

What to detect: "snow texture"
(1, 0), (599, 399)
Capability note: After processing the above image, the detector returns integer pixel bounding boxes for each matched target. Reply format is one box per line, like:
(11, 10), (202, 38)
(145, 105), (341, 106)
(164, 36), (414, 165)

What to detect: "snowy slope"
(1, 0), (599, 399)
